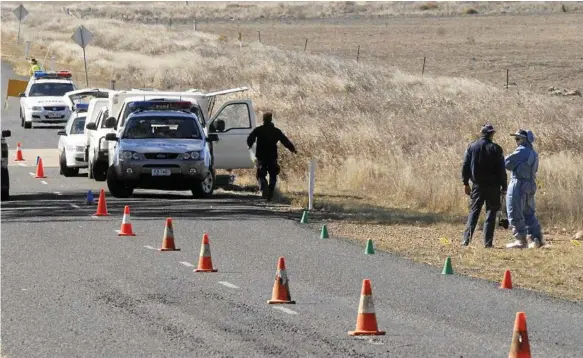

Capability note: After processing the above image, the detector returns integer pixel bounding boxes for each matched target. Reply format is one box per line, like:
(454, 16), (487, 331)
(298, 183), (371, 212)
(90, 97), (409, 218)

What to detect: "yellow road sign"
(6, 79), (28, 97)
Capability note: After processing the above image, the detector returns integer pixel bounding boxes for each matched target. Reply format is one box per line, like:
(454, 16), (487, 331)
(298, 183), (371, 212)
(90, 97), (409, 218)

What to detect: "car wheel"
(191, 170), (215, 198)
(1, 168), (9, 201)
(24, 121), (31, 129)
(106, 165), (134, 198)
(59, 151), (79, 177)
(93, 161), (108, 182)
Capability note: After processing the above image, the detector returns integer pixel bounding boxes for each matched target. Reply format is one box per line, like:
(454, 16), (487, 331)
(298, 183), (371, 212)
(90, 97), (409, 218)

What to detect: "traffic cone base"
(501, 269), (513, 289)
(194, 234), (217, 272)
(348, 279), (385, 336)
(94, 189), (109, 216)
(267, 257), (295, 304)
(35, 157), (46, 178)
(508, 312), (531, 358)
(158, 218), (180, 251)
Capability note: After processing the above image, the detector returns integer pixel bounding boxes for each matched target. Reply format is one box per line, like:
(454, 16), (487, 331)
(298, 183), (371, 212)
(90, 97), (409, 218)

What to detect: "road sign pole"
(82, 47), (89, 86)
(17, 20), (21, 43)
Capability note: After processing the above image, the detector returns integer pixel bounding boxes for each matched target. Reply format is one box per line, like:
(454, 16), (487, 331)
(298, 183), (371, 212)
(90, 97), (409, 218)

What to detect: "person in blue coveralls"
(504, 129), (545, 249)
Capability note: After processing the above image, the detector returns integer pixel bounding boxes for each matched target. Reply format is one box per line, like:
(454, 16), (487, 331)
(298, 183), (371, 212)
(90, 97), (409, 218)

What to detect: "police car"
(57, 103), (89, 176)
(19, 71), (76, 129)
(104, 101), (219, 198)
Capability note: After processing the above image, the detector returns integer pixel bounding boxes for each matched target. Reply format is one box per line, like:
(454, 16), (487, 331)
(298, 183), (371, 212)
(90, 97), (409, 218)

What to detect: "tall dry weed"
(1, 4), (582, 228)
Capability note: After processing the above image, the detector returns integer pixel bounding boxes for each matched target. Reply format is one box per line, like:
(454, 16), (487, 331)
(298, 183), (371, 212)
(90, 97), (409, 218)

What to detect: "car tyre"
(1, 189), (8, 201)
(24, 121), (32, 129)
(191, 170), (215, 198)
(1, 168), (9, 201)
(93, 161), (108, 182)
(59, 151), (79, 177)
(106, 165), (134, 198)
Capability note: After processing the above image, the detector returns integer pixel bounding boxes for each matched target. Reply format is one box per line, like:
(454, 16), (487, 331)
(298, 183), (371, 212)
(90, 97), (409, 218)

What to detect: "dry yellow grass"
(1, 2), (582, 300)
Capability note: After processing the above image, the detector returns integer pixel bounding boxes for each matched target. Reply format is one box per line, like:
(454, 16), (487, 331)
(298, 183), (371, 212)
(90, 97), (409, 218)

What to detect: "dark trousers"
(462, 184), (501, 247)
(256, 159), (280, 200)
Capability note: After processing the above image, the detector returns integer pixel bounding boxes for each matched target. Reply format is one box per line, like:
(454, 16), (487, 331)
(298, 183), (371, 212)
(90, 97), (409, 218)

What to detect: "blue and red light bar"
(33, 71), (73, 79)
(128, 100), (193, 111)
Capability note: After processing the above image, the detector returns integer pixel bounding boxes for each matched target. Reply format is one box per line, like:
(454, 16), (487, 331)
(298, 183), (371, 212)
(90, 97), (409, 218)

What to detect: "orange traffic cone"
(508, 312), (531, 358)
(194, 233), (217, 272)
(158, 218), (180, 251)
(267, 257), (295, 304)
(501, 270), (513, 289)
(14, 142), (24, 161)
(117, 205), (136, 236)
(34, 157), (46, 178)
(348, 279), (386, 336)
(94, 189), (109, 216)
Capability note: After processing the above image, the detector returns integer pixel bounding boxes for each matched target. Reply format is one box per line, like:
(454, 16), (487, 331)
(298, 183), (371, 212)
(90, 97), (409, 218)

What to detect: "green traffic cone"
(301, 210), (308, 224)
(364, 239), (375, 254)
(320, 224), (329, 239)
(442, 256), (453, 275)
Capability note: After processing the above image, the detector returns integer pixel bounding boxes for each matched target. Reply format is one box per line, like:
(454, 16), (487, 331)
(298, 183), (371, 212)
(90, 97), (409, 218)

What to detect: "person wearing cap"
(504, 129), (544, 249)
(461, 124), (508, 247)
(246, 112), (297, 201)
(28, 58), (42, 77)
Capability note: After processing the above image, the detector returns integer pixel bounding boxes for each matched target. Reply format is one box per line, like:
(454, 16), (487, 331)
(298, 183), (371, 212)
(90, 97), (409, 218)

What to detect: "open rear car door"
(64, 88), (113, 111)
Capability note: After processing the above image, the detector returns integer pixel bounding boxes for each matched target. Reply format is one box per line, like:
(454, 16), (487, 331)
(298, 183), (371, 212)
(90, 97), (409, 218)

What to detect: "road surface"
(2, 61), (583, 357)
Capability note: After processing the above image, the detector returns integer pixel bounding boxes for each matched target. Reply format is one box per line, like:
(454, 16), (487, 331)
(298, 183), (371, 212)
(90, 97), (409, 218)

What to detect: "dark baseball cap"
(481, 124), (496, 134)
(510, 129), (528, 139)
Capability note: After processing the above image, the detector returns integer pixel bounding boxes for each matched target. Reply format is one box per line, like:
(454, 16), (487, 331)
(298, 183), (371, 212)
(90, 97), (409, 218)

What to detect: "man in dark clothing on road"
(247, 112), (297, 201)
(461, 124), (508, 247)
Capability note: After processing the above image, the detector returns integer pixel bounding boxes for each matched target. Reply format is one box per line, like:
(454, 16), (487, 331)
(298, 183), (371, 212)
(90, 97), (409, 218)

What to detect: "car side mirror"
(57, 130), (67, 136)
(207, 133), (219, 142)
(1, 130), (11, 138)
(18, 93), (25, 97)
(104, 116), (117, 128)
(105, 133), (118, 141)
(85, 122), (97, 130)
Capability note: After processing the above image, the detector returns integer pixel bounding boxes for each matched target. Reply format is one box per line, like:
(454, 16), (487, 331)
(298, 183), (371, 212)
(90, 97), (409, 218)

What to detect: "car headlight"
(183, 151), (202, 160)
(31, 106), (42, 111)
(119, 151), (140, 160)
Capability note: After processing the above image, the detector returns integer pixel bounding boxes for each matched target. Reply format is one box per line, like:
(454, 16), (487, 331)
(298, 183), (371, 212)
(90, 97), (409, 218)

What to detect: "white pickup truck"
(101, 87), (257, 196)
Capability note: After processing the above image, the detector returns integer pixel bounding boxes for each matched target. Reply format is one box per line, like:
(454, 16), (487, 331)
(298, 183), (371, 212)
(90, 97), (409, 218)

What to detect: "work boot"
(528, 237), (544, 249)
(506, 238), (527, 249)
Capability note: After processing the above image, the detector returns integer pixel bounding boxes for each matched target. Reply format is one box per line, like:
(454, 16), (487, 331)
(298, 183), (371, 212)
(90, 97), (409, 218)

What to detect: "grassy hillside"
(1, 2), (582, 229)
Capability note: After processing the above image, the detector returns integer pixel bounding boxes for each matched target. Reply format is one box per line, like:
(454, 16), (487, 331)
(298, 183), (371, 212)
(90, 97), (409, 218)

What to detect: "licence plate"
(151, 168), (171, 176)
(47, 112), (61, 118)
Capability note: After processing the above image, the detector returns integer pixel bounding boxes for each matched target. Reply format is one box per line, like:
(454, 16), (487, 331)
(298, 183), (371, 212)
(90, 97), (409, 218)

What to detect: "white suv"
(19, 71), (76, 129)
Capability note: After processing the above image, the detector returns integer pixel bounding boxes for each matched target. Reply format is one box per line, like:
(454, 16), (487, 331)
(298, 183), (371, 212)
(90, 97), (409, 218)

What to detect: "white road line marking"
(54, 191), (62, 195)
(273, 306), (298, 315)
(28, 172), (35, 176)
(218, 281), (239, 289)
(114, 229), (120, 234)
(18, 163), (26, 167)
(69, 203), (80, 209)
(180, 261), (194, 267)
(40, 181), (48, 185)
(144, 245), (156, 250)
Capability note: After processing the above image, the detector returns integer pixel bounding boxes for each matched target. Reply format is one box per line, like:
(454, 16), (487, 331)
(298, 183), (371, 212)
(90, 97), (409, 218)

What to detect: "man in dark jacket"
(247, 112), (297, 201)
(461, 124), (508, 247)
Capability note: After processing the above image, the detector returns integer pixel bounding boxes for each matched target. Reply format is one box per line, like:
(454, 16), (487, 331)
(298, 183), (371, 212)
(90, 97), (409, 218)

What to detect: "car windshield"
(123, 116), (201, 139)
(70, 117), (86, 135)
(29, 83), (75, 97)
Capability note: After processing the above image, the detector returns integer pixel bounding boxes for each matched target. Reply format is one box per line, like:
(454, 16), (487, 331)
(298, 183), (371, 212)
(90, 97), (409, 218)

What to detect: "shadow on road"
(0, 189), (301, 223)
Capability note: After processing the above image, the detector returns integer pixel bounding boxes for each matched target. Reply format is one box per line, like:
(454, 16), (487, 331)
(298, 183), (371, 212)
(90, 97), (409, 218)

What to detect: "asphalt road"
(2, 61), (583, 357)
